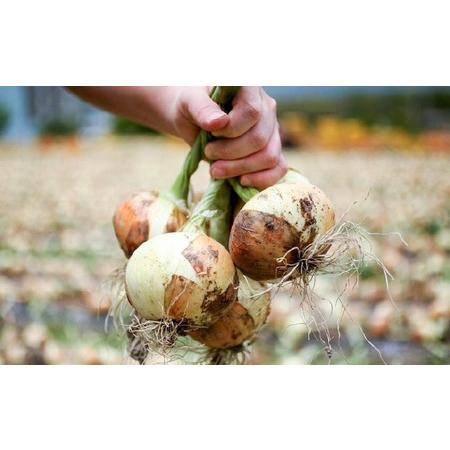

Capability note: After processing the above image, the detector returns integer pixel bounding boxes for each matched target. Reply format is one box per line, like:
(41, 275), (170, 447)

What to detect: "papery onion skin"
(189, 273), (270, 349)
(229, 182), (335, 281)
(281, 169), (311, 185)
(113, 192), (187, 258)
(125, 231), (237, 326)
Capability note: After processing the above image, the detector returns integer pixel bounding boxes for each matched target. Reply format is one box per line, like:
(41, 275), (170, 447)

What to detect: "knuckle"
(227, 164), (241, 178)
(243, 101), (261, 122)
(177, 91), (189, 111)
(279, 156), (288, 174)
(256, 175), (271, 189)
(249, 131), (266, 150)
(217, 126), (240, 139)
(204, 142), (216, 159)
(265, 148), (279, 167)
(269, 97), (277, 112)
(212, 163), (228, 178)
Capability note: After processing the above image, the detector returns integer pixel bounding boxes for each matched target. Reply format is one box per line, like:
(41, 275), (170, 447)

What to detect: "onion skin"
(280, 169), (311, 185)
(125, 232), (237, 326)
(113, 192), (187, 257)
(229, 182), (335, 281)
(189, 274), (270, 349)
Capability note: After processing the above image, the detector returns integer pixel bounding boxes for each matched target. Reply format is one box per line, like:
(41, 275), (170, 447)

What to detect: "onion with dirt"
(229, 181), (335, 281)
(126, 232), (237, 326)
(189, 271), (270, 364)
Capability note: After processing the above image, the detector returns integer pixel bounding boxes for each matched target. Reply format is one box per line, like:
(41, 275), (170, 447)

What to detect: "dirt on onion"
(189, 272), (271, 364)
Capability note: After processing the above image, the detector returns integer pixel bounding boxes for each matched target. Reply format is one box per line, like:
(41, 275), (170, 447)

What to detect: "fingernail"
(209, 111), (226, 122)
(211, 166), (224, 178)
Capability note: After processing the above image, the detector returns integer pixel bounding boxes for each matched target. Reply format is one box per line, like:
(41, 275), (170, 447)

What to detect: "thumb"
(185, 90), (229, 132)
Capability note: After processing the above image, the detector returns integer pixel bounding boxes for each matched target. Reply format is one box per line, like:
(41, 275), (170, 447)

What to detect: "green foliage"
(277, 88), (450, 134)
(40, 119), (79, 136)
(112, 117), (160, 135)
(0, 103), (9, 136)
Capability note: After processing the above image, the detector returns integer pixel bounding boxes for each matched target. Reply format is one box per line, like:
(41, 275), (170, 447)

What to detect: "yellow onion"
(113, 191), (187, 257)
(189, 272), (270, 349)
(229, 182), (335, 281)
(125, 231), (237, 327)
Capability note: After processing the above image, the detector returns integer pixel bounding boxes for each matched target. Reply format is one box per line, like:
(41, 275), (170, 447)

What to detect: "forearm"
(66, 86), (181, 136)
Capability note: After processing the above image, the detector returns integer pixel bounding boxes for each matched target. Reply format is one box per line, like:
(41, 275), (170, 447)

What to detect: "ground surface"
(0, 137), (449, 364)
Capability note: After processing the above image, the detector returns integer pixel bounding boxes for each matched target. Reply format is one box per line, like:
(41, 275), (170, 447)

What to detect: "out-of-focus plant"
(0, 104), (9, 136)
(40, 119), (79, 136)
(277, 88), (450, 135)
(112, 117), (160, 136)
(279, 112), (310, 148)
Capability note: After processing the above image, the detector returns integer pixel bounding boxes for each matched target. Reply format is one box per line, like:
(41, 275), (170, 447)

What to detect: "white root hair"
(105, 264), (190, 364)
(104, 263), (132, 334)
(265, 217), (405, 364)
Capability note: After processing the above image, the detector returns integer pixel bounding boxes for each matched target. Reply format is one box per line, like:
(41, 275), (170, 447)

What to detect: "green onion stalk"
(177, 86), (261, 247)
(168, 86), (241, 206)
(181, 177), (228, 238)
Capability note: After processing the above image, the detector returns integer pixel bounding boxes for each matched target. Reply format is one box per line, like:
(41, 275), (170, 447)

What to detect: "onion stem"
(182, 178), (226, 234)
(169, 86), (240, 203)
(228, 178), (259, 203)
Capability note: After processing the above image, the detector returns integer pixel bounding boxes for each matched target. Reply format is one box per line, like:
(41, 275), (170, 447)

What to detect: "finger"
(183, 88), (229, 132)
(210, 127), (281, 179)
(240, 155), (288, 189)
(212, 87), (263, 138)
(205, 108), (276, 161)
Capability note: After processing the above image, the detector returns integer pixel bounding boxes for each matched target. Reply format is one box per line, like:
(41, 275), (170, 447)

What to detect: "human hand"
(173, 86), (287, 189)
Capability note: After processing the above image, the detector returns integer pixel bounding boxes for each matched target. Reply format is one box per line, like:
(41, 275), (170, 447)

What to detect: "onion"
(125, 231), (237, 328)
(189, 272), (270, 350)
(229, 181), (335, 281)
(113, 191), (187, 257)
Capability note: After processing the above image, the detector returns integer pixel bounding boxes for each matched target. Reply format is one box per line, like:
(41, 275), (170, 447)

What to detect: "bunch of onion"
(189, 271), (271, 364)
(124, 87), (338, 363)
(112, 86), (376, 364)
(113, 86), (239, 257)
(124, 178), (239, 361)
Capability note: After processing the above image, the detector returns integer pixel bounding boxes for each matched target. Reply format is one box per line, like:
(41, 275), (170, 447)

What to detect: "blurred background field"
(0, 87), (449, 364)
